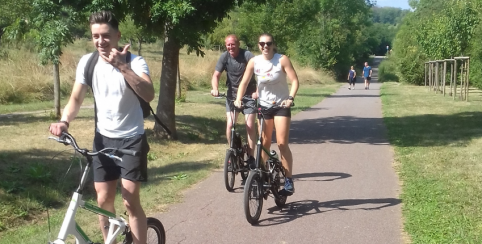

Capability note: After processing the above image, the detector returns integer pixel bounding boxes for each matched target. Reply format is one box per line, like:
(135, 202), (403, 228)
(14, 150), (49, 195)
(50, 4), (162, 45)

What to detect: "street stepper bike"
(48, 132), (165, 244)
(215, 93), (251, 191)
(242, 102), (293, 224)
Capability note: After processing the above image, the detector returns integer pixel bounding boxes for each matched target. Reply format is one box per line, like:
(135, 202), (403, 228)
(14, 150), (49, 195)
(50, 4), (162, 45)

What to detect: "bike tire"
(122, 217), (166, 244)
(224, 150), (235, 191)
(243, 171), (264, 225)
(240, 154), (249, 181)
(273, 174), (287, 207)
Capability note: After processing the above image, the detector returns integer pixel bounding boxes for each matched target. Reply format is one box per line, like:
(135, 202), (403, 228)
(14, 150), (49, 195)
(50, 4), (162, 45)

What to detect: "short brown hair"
(89, 11), (119, 31)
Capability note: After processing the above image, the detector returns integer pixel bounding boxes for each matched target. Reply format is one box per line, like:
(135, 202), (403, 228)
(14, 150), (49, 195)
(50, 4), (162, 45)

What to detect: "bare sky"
(375, 0), (411, 9)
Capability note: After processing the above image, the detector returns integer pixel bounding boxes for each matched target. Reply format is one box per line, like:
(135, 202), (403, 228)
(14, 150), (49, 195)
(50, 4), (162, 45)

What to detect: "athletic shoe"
(279, 177), (294, 196)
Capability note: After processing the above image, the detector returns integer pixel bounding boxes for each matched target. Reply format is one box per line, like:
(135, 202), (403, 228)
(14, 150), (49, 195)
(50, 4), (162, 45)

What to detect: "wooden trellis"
(424, 57), (470, 101)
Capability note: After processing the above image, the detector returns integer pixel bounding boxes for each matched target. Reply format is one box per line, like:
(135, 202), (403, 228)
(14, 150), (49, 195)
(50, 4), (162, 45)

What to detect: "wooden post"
(450, 61), (454, 96)
(454, 59), (457, 100)
(435, 62), (439, 93)
(466, 58), (470, 101)
(425, 63), (427, 87)
(443, 61), (446, 96)
(176, 60), (181, 99)
(460, 61), (464, 100)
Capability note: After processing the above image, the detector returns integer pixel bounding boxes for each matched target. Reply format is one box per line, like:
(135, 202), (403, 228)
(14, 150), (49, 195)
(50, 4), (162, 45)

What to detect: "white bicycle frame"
(47, 142), (129, 244)
(50, 191), (128, 244)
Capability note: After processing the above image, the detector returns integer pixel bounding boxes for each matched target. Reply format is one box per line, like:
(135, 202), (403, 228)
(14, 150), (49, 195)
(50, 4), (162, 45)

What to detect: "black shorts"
(365, 76), (371, 81)
(261, 106), (291, 120)
(92, 132), (150, 182)
(226, 96), (256, 114)
(349, 77), (356, 85)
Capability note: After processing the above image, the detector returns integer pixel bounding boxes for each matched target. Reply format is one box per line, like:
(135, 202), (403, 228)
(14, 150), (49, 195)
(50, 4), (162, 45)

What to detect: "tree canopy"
(390, 0), (481, 86)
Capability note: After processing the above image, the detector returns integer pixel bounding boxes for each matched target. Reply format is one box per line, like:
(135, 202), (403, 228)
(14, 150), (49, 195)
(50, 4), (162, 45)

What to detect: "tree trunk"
(154, 32), (179, 139)
(53, 63), (61, 118)
(137, 37), (142, 56)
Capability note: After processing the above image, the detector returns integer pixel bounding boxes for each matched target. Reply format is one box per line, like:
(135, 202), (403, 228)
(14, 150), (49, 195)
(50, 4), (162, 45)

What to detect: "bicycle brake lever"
(48, 136), (69, 145)
(118, 149), (139, 156)
(108, 155), (122, 162)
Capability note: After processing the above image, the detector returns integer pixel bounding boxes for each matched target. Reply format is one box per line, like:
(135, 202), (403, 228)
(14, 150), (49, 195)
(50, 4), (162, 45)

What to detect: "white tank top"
(253, 53), (289, 107)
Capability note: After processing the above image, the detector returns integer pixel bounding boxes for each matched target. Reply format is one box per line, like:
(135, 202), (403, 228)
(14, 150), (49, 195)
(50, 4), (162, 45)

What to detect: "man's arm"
(120, 66), (154, 102)
(369, 68), (373, 77)
(49, 83), (88, 136)
(211, 71), (222, 97)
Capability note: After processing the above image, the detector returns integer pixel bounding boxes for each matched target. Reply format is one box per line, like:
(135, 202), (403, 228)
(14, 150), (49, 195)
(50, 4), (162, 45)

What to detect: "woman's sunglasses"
(258, 42), (273, 47)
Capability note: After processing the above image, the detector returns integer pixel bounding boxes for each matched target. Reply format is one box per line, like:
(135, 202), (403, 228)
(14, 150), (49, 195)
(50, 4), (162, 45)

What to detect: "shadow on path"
(256, 198), (401, 227)
(293, 172), (352, 182)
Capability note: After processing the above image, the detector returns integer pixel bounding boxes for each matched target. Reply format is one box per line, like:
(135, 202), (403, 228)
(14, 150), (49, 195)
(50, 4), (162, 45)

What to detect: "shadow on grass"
(383, 111), (482, 148)
(145, 114), (226, 145)
(256, 198), (400, 226)
(0, 146), (216, 230)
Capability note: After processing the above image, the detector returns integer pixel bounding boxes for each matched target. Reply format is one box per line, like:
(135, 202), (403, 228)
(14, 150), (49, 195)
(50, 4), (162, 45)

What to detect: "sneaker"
(248, 156), (256, 170)
(279, 177), (294, 196)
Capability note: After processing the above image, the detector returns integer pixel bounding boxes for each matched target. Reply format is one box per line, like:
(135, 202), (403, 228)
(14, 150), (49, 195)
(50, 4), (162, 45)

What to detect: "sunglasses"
(258, 42), (273, 47)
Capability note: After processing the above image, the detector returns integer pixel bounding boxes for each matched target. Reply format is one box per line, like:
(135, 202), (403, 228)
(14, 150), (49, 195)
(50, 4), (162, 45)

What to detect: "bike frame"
(49, 157), (127, 244)
(253, 106), (283, 177)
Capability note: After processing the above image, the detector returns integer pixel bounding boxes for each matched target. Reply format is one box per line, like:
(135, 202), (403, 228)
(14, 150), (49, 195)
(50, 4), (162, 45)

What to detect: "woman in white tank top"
(234, 33), (299, 195)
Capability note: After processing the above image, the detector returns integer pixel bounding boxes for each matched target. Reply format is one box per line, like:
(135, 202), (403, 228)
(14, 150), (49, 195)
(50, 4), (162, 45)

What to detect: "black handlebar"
(49, 132), (139, 161)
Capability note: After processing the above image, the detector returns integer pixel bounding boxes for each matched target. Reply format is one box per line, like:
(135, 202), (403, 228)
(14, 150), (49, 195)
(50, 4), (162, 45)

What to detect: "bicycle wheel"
(224, 150), (235, 191)
(243, 171), (264, 224)
(272, 162), (287, 207)
(240, 149), (249, 181)
(122, 217), (166, 244)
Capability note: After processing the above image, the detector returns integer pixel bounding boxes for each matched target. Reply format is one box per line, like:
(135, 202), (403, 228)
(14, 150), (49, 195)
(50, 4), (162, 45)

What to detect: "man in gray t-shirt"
(211, 34), (257, 161)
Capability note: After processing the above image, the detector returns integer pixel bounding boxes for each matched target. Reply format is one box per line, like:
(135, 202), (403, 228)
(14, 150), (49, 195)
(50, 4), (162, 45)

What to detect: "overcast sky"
(375, 0), (411, 9)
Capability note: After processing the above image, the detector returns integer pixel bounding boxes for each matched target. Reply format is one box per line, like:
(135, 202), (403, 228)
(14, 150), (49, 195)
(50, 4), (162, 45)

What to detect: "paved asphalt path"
(154, 57), (403, 244)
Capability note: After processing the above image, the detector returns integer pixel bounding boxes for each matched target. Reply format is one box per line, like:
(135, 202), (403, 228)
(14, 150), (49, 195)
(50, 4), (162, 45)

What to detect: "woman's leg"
(260, 117), (274, 168)
(273, 116), (293, 177)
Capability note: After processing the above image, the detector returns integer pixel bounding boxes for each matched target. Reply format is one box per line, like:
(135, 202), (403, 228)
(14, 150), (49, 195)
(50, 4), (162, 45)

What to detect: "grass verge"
(381, 82), (482, 243)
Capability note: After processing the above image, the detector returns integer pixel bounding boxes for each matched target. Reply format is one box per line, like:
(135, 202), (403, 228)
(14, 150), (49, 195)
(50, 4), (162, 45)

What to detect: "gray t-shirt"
(215, 49), (257, 99)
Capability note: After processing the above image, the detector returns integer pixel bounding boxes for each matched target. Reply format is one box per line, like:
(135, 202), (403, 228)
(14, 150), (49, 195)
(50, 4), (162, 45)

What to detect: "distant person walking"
(363, 62), (372, 90)
(347, 66), (356, 90)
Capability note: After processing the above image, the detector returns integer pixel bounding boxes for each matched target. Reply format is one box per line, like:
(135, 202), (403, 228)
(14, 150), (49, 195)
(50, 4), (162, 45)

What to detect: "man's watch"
(288, 96), (294, 101)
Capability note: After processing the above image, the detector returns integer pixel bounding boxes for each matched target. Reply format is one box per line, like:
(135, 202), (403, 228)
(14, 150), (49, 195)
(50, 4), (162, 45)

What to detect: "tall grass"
(0, 40), (333, 107)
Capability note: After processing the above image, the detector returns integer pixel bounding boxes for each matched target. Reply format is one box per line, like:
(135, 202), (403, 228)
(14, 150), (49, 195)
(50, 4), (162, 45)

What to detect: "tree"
(119, 16), (157, 56)
(0, 0), (31, 42)
(3, 0), (78, 117)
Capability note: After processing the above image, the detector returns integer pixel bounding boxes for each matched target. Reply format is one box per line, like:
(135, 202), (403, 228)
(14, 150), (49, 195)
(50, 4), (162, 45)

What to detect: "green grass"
(381, 82), (482, 243)
(0, 82), (339, 243)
